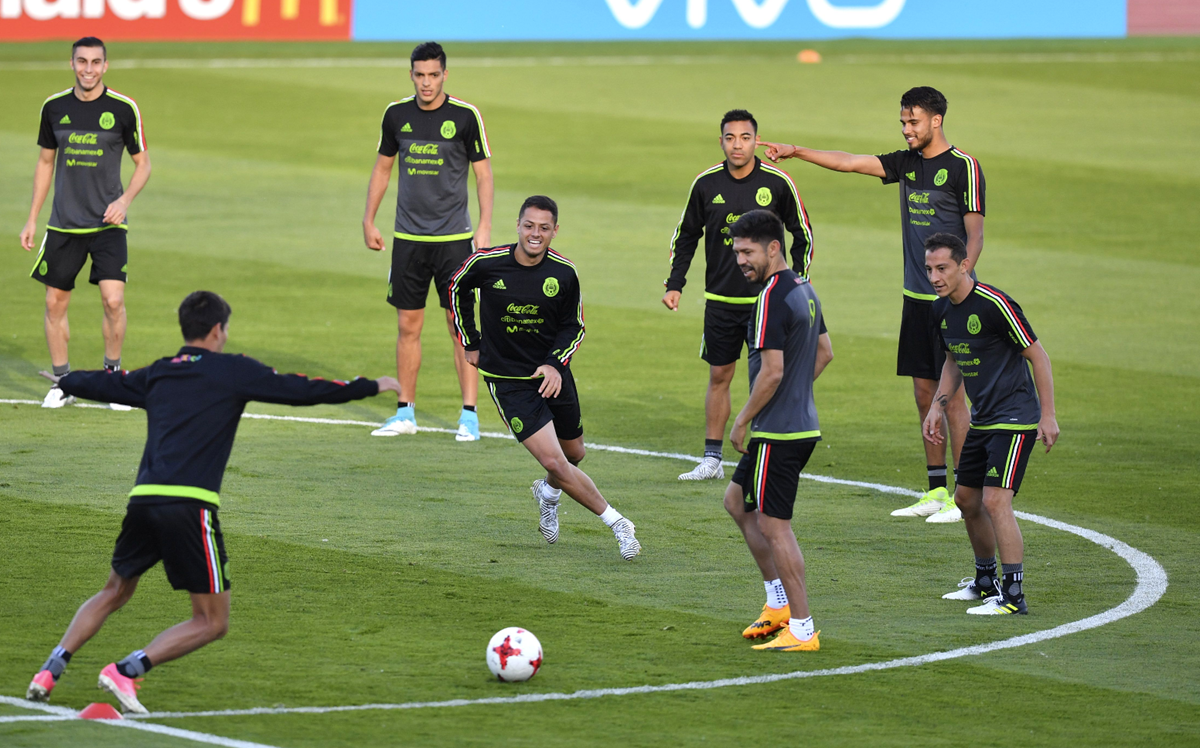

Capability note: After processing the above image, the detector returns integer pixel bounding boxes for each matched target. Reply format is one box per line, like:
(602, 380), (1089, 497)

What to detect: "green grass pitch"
(1, 37), (1198, 746)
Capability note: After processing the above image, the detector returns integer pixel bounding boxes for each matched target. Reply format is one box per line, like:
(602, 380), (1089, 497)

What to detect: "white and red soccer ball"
(486, 627), (543, 682)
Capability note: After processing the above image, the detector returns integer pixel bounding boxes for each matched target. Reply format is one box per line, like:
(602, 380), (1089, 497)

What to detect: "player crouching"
(26, 291), (400, 712)
(923, 233), (1058, 614)
(724, 210), (830, 651)
(449, 196), (640, 560)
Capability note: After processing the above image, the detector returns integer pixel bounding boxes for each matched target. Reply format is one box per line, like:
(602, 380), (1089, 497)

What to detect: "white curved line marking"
(0, 401), (1168, 723)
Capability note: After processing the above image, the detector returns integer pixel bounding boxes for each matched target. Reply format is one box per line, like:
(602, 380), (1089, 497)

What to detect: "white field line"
(1, 51), (1196, 72)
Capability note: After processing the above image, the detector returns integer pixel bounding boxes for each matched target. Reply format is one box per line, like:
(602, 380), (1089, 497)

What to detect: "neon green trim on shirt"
(480, 369), (537, 380)
(129, 484), (220, 506)
(749, 430), (821, 441)
(48, 224), (127, 234)
(394, 231), (474, 242)
(970, 423), (1038, 431)
(903, 289), (938, 301)
(705, 292), (758, 304)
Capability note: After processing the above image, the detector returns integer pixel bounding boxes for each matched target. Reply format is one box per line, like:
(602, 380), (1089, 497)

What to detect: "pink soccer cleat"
(26, 670), (56, 702)
(98, 663), (148, 714)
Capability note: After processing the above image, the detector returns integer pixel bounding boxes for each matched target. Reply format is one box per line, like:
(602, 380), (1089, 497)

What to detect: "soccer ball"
(486, 627), (543, 682)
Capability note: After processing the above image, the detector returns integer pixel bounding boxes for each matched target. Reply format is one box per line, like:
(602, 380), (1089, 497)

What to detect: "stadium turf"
(1, 38), (1198, 746)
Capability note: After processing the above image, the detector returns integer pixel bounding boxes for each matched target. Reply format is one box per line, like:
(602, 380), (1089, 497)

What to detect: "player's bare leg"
(954, 485), (996, 558)
(57, 571), (140, 654)
(142, 591), (231, 665)
(524, 423), (640, 558)
(681, 362), (735, 480)
(99, 280), (126, 363)
(726, 482), (792, 639)
(396, 308), (424, 403)
(44, 286), (71, 369)
(444, 308), (480, 441)
(752, 514), (818, 650)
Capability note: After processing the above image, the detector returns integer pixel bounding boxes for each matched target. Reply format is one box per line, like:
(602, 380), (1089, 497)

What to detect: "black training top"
(878, 146), (985, 302)
(58, 348), (379, 507)
(449, 244), (585, 380)
(933, 281), (1041, 430)
(37, 86), (146, 233)
(665, 157), (814, 307)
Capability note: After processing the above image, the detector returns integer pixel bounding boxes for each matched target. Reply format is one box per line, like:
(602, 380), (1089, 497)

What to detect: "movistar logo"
(409, 143), (439, 155)
(59, 115), (71, 124)
(712, 194), (725, 204)
(401, 122), (412, 133)
(987, 467), (1000, 478)
(493, 279), (506, 289)
(906, 171), (916, 181)
(68, 132), (98, 144)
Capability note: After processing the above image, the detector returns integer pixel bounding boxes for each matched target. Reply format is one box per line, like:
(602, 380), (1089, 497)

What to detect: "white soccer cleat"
(110, 402), (133, 411)
(942, 577), (994, 600)
(531, 480), (560, 544)
(612, 518), (641, 560)
(966, 595), (1027, 615)
(42, 386), (75, 409)
(891, 486), (949, 517)
(926, 501), (963, 523)
(678, 456), (724, 481)
(371, 411), (418, 436)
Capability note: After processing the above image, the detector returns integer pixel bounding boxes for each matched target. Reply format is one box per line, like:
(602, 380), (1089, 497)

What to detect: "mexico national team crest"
(755, 187), (772, 206)
(542, 277), (560, 297)
(934, 168), (949, 186)
(440, 120), (457, 139)
(99, 111), (115, 130)
(510, 417), (524, 433)
(967, 314), (982, 335)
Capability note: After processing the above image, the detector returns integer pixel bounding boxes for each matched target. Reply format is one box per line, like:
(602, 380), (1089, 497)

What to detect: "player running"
(664, 109), (814, 482)
(723, 210), (826, 651)
(20, 37), (151, 411)
(25, 291), (400, 713)
(922, 233), (1058, 615)
(449, 196), (641, 560)
(759, 87), (983, 522)
(363, 41), (493, 442)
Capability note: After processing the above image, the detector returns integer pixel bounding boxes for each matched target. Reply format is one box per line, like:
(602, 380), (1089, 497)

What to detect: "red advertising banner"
(0, 0), (351, 40)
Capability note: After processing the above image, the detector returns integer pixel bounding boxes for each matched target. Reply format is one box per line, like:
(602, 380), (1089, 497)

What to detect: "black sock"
(1002, 563), (1024, 601)
(115, 650), (153, 679)
(974, 557), (997, 593)
(927, 464), (948, 491)
(704, 439), (722, 461)
(41, 646), (72, 681)
(52, 363), (70, 377)
(397, 401), (413, 409)
(462, 404), (476, 412)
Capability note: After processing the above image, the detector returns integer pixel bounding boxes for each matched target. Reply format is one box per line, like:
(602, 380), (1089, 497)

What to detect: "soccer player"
(723, 210), (825, 652)
(25, 291), (400, 712)
(20, 37), (151, 411)
(759, 87), (983, 522)
(664, 109), (814, 482)
(449, 196), (641, 560)
(363, 41), (493, 442)
(922, 233), (1058, 615)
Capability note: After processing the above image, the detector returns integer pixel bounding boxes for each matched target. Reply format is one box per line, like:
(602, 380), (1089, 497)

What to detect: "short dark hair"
(730, 209), (785, 249)
(720, 109), (757, 134)
(411, 41), (446, 69)
(519, 195), (558, 224)
(72, 37), (106, 59)
(924, 232), (967, 264)
(179, 291), (231, 341)
(900, 86), (947, 118)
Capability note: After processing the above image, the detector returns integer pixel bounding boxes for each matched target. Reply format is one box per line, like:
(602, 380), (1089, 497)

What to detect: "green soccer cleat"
(891, 486), (949, 517)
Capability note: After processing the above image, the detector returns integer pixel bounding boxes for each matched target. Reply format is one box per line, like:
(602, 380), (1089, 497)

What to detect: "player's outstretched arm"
(44, 367), (150, 408)
(923, 356), (962, 446)
(756, 139), (886, 178)
(104, 151), (151, 226)
(375, 376), (401, 394)
(362, 154), (395, 251)
(1021, 341), (1058, 452)
(236, 358), (383, 406)
(20, 148), (55, 250)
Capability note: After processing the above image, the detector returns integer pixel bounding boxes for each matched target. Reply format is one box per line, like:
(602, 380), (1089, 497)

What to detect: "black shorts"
(897, 296), (946, 380)
(30, 228), (128, 291)
(701, 303), (753, 367)
(111, 500), (230, 594)
(485, 369), (583, 444)
(955, 428), (1038, 495)
(388, 238), (474, 310)
(731, 440), (817, 520)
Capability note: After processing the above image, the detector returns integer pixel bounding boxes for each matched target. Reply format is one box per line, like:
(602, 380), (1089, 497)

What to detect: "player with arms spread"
(724, 210), (829, 652)
(363, 41), (494, 442)
(21, 37), (151, 411)
(923, 233), (1058, 615)
(759, 87), (984, 522)
(25, 291), (399, 713)
(664, 109), (814, 482)
(450, 196), (641, 560)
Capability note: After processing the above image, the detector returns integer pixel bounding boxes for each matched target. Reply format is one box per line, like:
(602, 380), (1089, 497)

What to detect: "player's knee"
(543, 456), (573, 481)
(101, 294), (124, 315)
(981, 490), (1011, 516)
(564, 445), (585, 466)
(209, 618), (229, 641)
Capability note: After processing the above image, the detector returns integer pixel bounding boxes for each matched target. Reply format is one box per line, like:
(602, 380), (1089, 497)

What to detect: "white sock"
(598, 505), (623, 527)
(765, 579), (788, 609)
(541, 482), (562, 502)
(789, 616), (815, 640)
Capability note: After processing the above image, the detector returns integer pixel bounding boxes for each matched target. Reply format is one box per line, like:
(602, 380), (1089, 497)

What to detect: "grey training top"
(746, 268), (822, 442)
